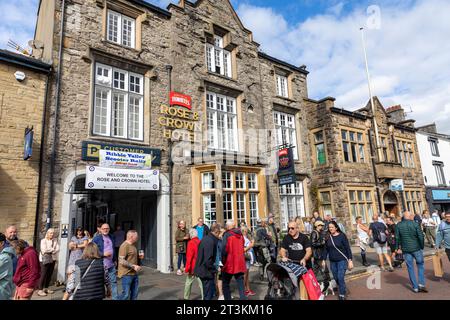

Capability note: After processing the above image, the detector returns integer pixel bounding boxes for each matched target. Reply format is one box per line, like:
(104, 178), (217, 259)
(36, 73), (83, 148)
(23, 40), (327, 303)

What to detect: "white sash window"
(107, 10), (135, 48)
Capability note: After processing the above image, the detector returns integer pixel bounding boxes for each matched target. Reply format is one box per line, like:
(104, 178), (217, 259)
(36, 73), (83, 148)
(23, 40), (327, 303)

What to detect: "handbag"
(301, 269), (324, 300)
(42, 253), (54, 265)
(244, 251), (251, 261)
(432, 252), (444, 278)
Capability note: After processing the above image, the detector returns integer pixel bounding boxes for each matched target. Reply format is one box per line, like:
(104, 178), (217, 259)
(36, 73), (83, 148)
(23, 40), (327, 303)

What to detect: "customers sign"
(170, 92), (192, 110)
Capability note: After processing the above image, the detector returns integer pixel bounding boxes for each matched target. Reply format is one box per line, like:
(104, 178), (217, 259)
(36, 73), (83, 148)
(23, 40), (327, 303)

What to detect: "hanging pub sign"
(99, 150), (153, 170)
(81, 141), (161, 166)
(170, 91), (192, 110)
(23, 126), (33, 160)
(277, 147), (296, 186)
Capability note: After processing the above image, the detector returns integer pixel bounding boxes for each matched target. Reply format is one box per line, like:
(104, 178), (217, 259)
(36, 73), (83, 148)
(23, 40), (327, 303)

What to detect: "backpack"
(372, 223), (387, 244)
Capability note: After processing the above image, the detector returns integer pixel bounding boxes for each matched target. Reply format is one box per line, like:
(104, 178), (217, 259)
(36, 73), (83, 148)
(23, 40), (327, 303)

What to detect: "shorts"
(374, 242), (388, 254)
(14, 286), (34, 300)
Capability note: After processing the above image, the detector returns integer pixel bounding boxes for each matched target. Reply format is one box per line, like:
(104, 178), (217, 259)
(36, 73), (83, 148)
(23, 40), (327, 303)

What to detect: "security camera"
(14, 71), (26, 82)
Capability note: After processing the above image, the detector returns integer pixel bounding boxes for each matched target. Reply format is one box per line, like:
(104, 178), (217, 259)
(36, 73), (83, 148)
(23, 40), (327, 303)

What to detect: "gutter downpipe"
(46, 0), (66, 231)
(33, 70), (51, 247)
(166, 65), (174, 272)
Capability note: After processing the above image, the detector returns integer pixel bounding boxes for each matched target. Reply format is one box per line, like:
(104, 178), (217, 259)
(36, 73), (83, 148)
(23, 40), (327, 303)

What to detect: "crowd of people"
(0, 208), (448, 301)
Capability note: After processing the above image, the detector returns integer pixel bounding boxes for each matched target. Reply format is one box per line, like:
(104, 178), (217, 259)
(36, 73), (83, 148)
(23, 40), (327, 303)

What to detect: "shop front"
(427, 188), (450, 213)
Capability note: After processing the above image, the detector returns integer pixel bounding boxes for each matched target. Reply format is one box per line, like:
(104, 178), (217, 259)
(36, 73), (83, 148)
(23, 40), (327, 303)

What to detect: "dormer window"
(107, 9), (135, 48)
(206, 35), (232, 78)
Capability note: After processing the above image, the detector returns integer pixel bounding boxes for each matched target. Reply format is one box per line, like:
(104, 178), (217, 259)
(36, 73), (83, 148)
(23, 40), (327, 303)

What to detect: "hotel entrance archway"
(383, 190), (400, 217)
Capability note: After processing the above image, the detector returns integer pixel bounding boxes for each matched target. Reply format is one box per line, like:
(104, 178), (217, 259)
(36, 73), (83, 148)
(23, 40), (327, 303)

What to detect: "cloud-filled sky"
(1, 0), (449, 133)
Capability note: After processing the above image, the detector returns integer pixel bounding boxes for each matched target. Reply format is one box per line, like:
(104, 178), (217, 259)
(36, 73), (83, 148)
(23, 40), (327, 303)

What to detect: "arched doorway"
(383, 191), (399, 217)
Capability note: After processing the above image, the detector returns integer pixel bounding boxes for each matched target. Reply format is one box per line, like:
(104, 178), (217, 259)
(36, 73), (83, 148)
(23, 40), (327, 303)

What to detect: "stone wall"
(0, 62), (48, 244)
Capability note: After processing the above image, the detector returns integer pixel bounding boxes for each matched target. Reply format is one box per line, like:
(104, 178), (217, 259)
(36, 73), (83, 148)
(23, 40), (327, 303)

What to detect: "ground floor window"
(319, 190), (333, 217)
(348, 189), (375, 224)
(404, 190), (424, 214)
(279, 181), (305, 230)
(199, 168), (261, 229)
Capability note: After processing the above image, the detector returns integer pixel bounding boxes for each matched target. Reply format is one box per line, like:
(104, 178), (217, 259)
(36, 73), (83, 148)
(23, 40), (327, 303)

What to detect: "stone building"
(416, 123), (450, 213)
(305, 96), (427, 240)
(0, 49), (51, 244)
(32, 0), (314, 279)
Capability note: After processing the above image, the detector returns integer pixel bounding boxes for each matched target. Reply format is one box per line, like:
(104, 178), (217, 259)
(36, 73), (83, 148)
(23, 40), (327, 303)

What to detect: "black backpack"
(372, 223), (387, 244)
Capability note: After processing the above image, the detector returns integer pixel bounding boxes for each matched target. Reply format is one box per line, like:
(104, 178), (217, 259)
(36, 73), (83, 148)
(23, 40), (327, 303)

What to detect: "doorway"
(141, 198), (157, 268)
(383, 191), (400, 217)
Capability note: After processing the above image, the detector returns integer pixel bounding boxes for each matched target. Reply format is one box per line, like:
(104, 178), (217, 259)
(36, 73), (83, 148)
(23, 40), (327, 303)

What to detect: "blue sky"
(1, 0), (449, 133)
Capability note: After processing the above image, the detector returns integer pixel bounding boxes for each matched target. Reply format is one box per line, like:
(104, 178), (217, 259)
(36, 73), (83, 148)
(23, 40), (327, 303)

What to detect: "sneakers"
(218, 295), (225, 300)
(418, 285), (428, 293)
(388, 266), (394, 272)
(176, 269), (183, 276)
(37, 290), (47, 297)
(245, 290), (256, 297)
(338, 295), (346, 300)
(45, 289), (55, 294)
(412, 288), (419, 293)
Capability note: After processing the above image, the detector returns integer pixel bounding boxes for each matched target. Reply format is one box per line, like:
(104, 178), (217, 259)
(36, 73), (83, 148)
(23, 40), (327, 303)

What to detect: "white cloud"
(237, 0), (450, 134)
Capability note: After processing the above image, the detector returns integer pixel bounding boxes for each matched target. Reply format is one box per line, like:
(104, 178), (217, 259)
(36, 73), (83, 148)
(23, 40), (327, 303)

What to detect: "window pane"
(113, 70), (127, 90)
(128, 96), (141, 140)
(351, 144), (357, 162)
(223, 193), (233, 221)
(349, 191), (356, 202)
(359, 144), (365, 162)
(341, 130), (347, 141)
(202, 172), (215, 190)
(320, 191), (330, 203)
(349, 132), (355, 142)
(350, 204), (358, 224)
(203, 194), (216, 226)
(235, 172), (245, 189)
(107, 11), (119, 43)
(122, 16), (134, 47)
(94, 88), (109, 135)
(112, 93), (126, 137)
(357, 133), (363, 142)
(248, 173), (257, 190)
(365, 191), (372, 202)
(316, 143), (326, 165)
(315, 131), (323, 142)
(236, 193), (246, 225)
(343, 142), (350, 162)
(249, 193), (259, 230)
(222, 171), (232, 189)
(358, 191), (364, 202)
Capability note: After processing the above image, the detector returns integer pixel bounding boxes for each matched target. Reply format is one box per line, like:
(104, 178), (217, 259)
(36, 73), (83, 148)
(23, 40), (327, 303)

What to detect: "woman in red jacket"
(11, 240), (41, 300)
(183, 228), (203, 300)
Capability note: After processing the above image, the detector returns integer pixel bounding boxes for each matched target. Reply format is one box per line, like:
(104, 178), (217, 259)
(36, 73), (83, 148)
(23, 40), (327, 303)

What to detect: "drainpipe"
(46, 0), (66, 231)
(166, 65), (174, 272)
(368, 127), (383, 213)
(33, 71), (52, 247)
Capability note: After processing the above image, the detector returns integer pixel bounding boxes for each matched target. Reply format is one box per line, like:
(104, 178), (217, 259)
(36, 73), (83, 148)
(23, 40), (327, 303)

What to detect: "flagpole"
(360, 27), (382, 161)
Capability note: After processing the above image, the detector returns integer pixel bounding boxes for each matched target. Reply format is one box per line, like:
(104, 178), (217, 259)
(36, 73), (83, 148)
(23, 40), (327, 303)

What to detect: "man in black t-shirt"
(280, 221), (312, 268)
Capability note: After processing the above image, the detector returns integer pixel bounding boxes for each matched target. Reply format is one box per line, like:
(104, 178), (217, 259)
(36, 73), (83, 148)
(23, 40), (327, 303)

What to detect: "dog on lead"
(320, 279), (337, 296)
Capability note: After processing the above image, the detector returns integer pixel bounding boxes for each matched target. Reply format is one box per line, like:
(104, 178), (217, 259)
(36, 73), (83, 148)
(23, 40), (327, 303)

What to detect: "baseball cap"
(314, 221), (325, 227)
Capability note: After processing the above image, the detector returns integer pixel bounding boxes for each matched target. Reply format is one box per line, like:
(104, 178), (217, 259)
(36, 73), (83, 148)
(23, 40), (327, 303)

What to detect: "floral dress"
(67, 236), (88, 268)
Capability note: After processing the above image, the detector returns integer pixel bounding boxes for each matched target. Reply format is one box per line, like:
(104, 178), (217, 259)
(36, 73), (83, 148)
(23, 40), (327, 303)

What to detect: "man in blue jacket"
(93, 223), (118, 300)
(436, 212), (450, 262)
(0, 233), (16, 300)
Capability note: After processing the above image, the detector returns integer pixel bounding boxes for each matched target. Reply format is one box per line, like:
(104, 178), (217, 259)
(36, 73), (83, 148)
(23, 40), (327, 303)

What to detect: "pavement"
(34, 245), (447, 301)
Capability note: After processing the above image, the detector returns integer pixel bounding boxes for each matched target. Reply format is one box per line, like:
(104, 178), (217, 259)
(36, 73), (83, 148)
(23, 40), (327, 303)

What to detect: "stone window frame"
(347, 187), (376, 227)
(205, 24), (236, 80)
(279, 180), (306, 231)
(274, 67), (293, 99)
(310, 127), (328, 167)
(92, 62), (144, 141)
(205, 89), (240, 152)
(340, 126), (369, 165)
(403, 189), (425, 214)
(192, 166), (266, 231)
(394, 137), (416, 169)
(380, 134), (390, 162)
(98, 0), (146, 52)
(318, 188), (334, 218)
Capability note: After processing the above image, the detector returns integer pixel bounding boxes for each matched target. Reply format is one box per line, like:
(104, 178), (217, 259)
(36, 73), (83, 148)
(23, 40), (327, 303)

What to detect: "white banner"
(99, 150), (152, 170)
(85, 166), (160, 191)
(390, 179), (404, 191)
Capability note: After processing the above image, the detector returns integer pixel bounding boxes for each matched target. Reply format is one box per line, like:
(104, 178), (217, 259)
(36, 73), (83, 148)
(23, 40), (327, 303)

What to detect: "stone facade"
(0, 50), (51, 244)
(32, 0), (313, 275)
(305, 96), (427, 241)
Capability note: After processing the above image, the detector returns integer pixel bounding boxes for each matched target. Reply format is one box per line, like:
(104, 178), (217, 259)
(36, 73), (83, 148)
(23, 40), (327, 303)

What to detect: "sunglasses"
(288, 227), (296, 230)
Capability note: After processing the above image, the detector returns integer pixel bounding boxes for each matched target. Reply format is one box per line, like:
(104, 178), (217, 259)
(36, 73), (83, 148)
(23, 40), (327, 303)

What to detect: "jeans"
(222, 272), (247, 300)
(446, 248), (450, 262)
(107, 266), (119, 300)
(177, 253), (186, 270)
(119, 275), (139, 300)
(404, 250), (425, 290)
(330, 260), (348, 296)
(184, 275), (203, 300)
(201, 277), (216, 300)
